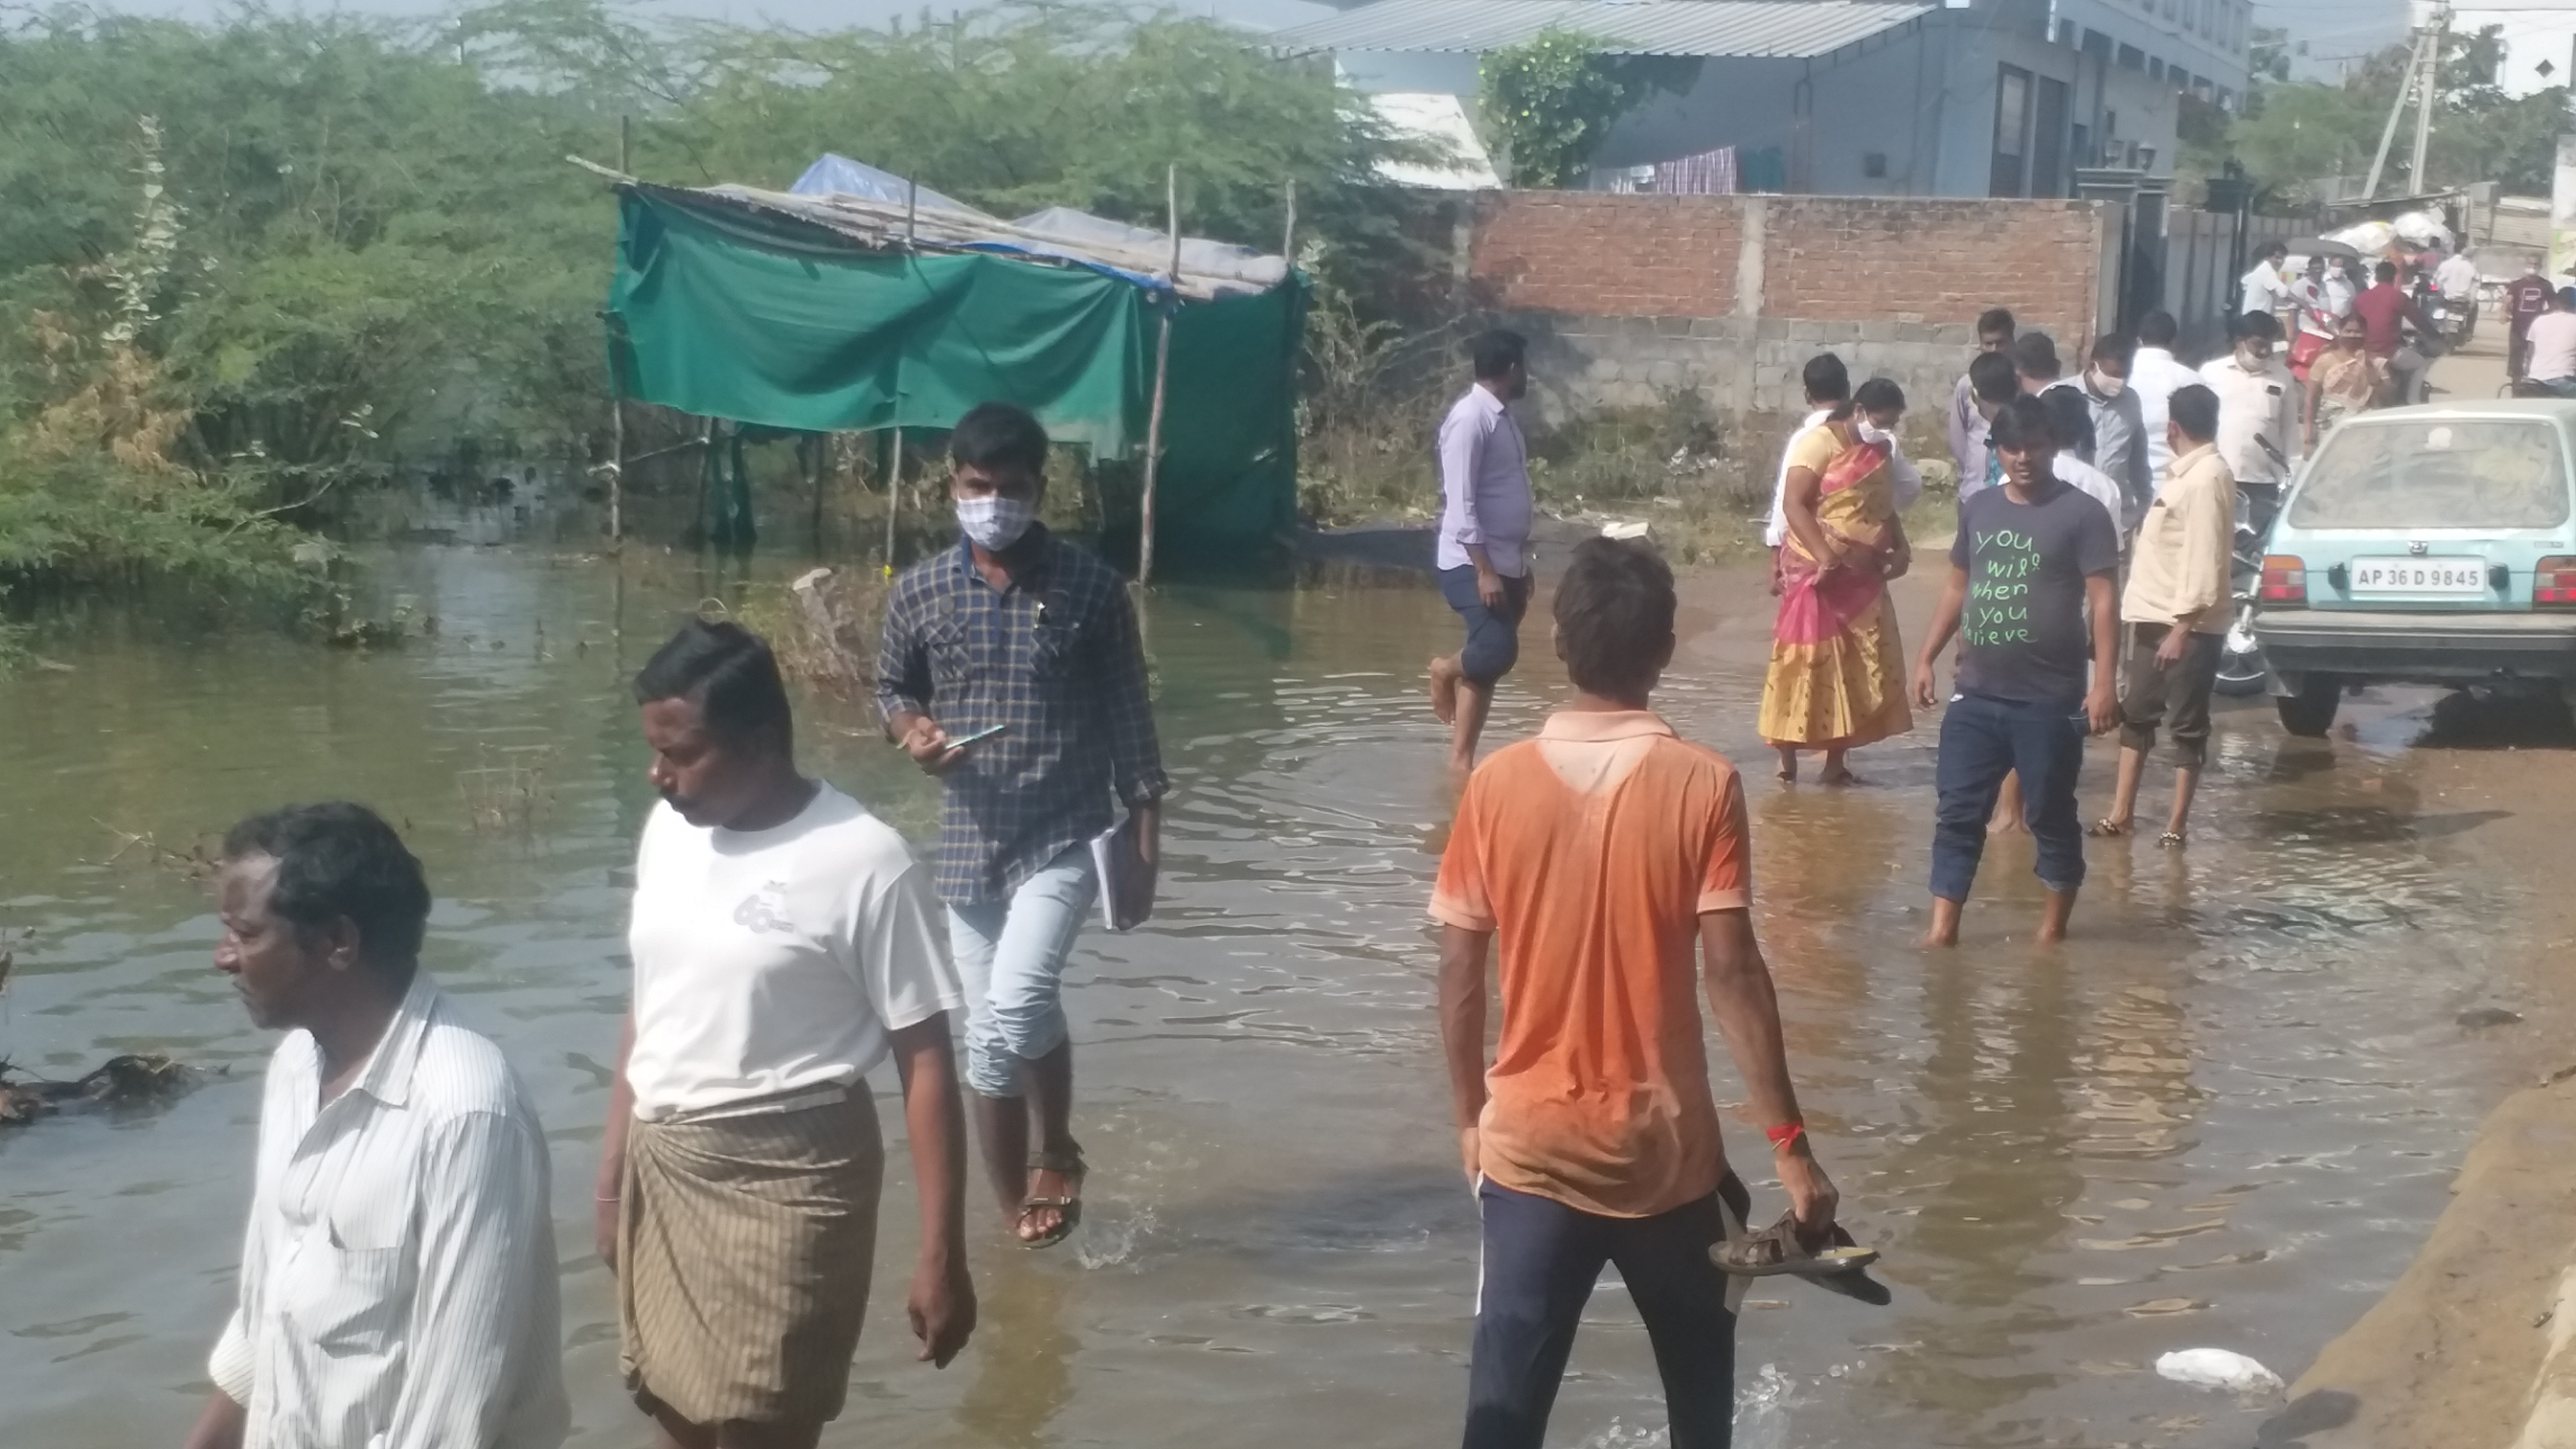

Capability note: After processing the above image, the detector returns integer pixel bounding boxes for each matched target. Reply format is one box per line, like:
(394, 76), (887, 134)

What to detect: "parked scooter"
(2215, 482), (2284, 697)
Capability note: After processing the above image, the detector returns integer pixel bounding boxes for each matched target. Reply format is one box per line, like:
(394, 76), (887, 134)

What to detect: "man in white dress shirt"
(186, 802), (565, 1449)
(2127, 311), (2200, 482)
(1766, 352), (1920, 570)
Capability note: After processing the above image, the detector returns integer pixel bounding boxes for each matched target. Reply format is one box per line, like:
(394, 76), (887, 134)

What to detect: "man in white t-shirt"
(600, 620), (976, 1447)
(2436, 246), (2480, 340)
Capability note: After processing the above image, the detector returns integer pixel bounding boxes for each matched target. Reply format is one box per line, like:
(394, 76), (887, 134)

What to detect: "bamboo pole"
(609, 113), (631, 545)
(885, 427), (902, 577)
(1138, 164), (1178, 587)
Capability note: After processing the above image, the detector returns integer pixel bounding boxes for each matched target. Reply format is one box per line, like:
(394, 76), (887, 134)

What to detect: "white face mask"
(1855, 419), (1893, 447)
(956, 493), (1037, 551)
(2090, 368), (2127, 399)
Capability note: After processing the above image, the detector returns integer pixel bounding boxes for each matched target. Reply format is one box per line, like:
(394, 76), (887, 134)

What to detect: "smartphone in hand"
(946, 723), (1008, 750)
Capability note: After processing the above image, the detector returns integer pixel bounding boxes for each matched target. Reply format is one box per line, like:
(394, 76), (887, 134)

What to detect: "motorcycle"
(2214, 482), (2283, 697)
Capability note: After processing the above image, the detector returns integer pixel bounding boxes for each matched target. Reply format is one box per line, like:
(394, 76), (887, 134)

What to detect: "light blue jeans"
(948, 845), (1098, 1098)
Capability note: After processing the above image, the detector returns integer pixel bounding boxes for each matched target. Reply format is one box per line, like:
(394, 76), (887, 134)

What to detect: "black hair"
(1987, 394), (2057, 452)
(1976, 307), (2017, 339)
(1801, 352), (1850, 405)
(2167, 383), (2220, 443)
(2138, 310), (2179, 347)
(2261, 240), (2289, 260)
(949, 401), (1050, 476)
(2376, 261), (2399, 284)
(2230, 310), (2281, 342)
(1968, 351), (2019, 404)
(2012, 332), (2061, 380)
(1553, 537), (1675, 701)
(2042, 384), (2096, 458)
(222, 803), (431, 976)
(633, 619), (794, 753)
(1830, 376), (1905, 423)
(1472, 329), (1527, 381)
(2090, 333), (2137, 367)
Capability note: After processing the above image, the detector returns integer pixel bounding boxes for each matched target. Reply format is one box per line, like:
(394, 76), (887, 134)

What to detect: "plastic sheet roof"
(1273, 0), (1932, 58)
(692, 157), (1290, 300)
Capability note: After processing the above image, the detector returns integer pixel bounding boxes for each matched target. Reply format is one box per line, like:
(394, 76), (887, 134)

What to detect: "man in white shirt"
(1947, 307), (2017, 487)
(1955, 351), (2021, 503)
(607, 621), (976, 1446)
(2199, 311), (2299, 492)
(188, 803), (566, 1449)
(1428, 329), (1537, 776)
(2435, 247), (2481, 342)
(2239, 240), (2293, 323)
(2129, 310), (2200, 481)
(2525, 287), (2576, 395)
(1766, 352), (1919, 560)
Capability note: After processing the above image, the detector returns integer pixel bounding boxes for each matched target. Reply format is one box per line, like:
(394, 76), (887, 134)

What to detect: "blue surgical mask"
(956, 494), (1036, 551)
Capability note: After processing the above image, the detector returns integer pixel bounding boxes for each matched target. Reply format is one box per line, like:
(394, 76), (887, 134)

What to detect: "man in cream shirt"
(2093, 385), (2237, 846)
(189, 803), (565, 1449)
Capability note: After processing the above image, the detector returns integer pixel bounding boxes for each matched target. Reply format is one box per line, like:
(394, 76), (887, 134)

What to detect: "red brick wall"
(1765, 198), (2103, 335)
(1467, 193), (1740, 319)
(1462, 192), (2105, 342)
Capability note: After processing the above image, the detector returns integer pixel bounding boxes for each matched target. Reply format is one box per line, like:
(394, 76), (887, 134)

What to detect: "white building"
(1276, 0), (2253, 197)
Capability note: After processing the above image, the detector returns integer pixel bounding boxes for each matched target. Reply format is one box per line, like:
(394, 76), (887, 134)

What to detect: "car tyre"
(2276, 674), (2343, 737)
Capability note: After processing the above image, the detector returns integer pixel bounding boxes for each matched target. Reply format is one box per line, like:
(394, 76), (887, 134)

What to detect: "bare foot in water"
(1429, 656), (1461, 726)
(1817, 749), (1854, 785)
(1921, 897), (1963, 948)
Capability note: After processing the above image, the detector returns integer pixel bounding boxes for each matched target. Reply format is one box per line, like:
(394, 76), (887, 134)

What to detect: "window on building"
(2033, 76), (2070, 197)
(2083, 28), (2113, 59)
(1991, 64), (2032, 197)
(2057, 18), (2076, 45)
(2146, 54), (2163, 78)
(1863, 151), (1888, 179)
(2122, 44), (2147, 72)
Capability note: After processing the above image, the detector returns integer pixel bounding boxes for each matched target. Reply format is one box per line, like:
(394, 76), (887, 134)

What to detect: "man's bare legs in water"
(1922, 886), (2078, 949)
(1430, 659), (1497, 782)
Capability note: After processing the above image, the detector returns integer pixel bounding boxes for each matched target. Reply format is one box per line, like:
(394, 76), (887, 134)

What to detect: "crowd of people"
(177, 262), (2493, 1449)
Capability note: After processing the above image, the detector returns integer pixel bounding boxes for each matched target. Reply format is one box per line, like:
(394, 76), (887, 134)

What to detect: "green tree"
(1478, 30), (1644, 190)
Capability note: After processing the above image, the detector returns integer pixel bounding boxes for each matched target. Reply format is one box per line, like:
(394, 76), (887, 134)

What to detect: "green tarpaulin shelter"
(604, 184), (1308, 552)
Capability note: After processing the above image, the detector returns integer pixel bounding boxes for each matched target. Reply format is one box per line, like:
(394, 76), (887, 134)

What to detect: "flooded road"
(1, 537), (2566, 1448)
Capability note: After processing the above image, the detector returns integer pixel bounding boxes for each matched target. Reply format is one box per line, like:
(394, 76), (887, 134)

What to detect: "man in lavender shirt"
(1427, 330), (1536, 778)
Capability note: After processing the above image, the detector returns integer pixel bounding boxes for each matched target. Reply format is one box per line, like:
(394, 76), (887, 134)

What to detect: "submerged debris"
(0, 1054), (193, 1125)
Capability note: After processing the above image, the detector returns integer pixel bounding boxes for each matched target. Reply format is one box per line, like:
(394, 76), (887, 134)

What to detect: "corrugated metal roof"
(1272, 0), (1934, 59)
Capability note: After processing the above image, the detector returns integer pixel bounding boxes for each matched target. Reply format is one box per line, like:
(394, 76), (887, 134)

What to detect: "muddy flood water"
(5, 527), (2573, 1448)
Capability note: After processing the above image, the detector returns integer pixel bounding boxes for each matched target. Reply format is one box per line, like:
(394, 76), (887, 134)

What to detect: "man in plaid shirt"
(877, 401), (1166, 1248)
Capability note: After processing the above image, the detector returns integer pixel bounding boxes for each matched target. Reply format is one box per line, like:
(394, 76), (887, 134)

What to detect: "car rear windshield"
(2288, 418), (2571, 530)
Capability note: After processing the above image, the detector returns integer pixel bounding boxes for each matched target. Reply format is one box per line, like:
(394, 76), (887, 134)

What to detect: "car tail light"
(2538, 557), (2576, 607)
(2260, 555), (2307, 604)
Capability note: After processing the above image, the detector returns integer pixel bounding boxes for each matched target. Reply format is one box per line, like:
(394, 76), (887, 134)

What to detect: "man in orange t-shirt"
(1432, 537), (1842, 1449)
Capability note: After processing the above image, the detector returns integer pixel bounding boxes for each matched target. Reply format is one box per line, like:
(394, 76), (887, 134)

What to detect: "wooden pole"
(884, 427), (902, 577)
(609, 114), (631, 545)
(1139, 164), (1179, 587)
(1282, 177), (1297, 261)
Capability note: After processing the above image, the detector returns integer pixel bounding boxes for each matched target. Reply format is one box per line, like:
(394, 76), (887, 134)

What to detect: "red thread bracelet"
(1765, 1122), (1806, 1151)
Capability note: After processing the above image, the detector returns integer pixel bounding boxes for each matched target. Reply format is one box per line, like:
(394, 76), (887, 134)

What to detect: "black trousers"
(1464, 1175), (1751, 1449)
(2119, 622), (2225, 767)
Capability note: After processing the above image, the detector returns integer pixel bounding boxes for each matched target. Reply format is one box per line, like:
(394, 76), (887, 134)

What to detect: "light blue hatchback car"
(2252, 400), (2576, 735)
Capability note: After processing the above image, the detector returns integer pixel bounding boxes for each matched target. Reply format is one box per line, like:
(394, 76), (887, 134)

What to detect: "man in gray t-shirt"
(1912, 395), (2120, 949)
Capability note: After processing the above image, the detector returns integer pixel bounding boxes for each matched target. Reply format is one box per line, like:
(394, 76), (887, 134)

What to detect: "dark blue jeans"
(1931, 692), (2089, 902)
(1439, 565), (1532, 685)
(1464, 1176), (1749, 1449)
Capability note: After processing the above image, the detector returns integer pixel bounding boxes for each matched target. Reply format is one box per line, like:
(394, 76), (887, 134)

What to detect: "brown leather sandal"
(1016, 1147), (1086, 1248)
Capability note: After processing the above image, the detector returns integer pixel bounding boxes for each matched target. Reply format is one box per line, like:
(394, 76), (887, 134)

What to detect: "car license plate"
(2349, 557), (2489, 594)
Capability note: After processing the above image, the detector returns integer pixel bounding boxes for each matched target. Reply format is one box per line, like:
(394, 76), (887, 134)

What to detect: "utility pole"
(2366, 5), (2450, 199)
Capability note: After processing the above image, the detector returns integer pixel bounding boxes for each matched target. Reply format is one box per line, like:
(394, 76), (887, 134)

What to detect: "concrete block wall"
(1441, 191), (2115, 437)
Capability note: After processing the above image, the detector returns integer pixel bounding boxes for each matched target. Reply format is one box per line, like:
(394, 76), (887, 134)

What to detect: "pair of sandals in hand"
(1709, 1200), (1891, 1307)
